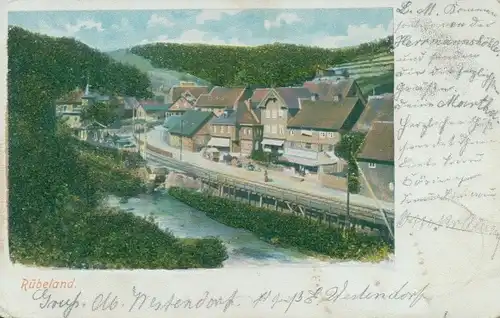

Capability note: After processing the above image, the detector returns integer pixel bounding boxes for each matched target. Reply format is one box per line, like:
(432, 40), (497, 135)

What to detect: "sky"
(8, 9), (393, 52)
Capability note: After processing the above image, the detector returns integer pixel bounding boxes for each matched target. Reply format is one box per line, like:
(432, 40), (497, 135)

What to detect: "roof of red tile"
(287, 97), (359, 130)
(195, 87), (246, 108)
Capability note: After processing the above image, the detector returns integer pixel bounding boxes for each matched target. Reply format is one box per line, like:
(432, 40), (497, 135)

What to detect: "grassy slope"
(106, 49), (211, 93)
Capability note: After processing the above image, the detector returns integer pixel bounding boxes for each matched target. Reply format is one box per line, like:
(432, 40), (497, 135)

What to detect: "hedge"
(168, 187), (392, 262)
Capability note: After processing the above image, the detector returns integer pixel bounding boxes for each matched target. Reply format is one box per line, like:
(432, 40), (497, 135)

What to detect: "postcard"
(1, 0), (499, 317)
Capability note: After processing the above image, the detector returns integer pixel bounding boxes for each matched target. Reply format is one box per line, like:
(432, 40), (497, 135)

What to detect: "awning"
(207, 137), (230, 147)
(281, 155), (319, 167)
(282, 153), (338, 167)
(261, 139), (284, 146)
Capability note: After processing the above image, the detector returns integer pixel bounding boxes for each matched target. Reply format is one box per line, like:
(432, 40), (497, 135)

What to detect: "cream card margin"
(1, 0), (499, 317)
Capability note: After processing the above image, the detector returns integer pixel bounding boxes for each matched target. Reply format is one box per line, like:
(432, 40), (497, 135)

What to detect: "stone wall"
(164, 172), (203, 191)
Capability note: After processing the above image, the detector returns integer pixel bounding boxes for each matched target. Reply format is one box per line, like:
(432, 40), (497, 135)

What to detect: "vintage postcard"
(1, 0), (499, 317)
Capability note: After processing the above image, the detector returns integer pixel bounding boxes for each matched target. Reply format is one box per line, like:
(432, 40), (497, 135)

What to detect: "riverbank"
(168, 187), (393, 262)
(9, 141), (228, 270)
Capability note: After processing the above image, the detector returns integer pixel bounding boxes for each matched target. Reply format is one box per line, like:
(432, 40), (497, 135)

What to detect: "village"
(55, 67), (395, 218)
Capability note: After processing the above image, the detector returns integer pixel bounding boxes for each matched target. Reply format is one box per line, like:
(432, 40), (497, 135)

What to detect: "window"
(264, 125), (271, 133)
(279, 125), (285, 135)
(271, 110), (277, 119)
(290, 129), (295, 135)
(333, 95), (339, 102)
(220, 126), (225, 133)
(247, 128), (252, 135)
(271, 125), (277, 134)
(212, 126), (217, 133)
(389, 182), (394, 191)
(265, 110), (271, 118)
(305, 143), (312, 149)
(228, 126), (232, 133)
(278, 110), (284, 118)
(254, 142), (259, 150)
(327, 132), (334, 138)
(319, 132), (326, 138)
(368, 162), (377, 169)
(327, 144), (334, 151)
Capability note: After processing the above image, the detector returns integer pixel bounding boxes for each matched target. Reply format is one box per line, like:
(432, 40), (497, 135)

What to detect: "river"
(106, 193), (342, 268)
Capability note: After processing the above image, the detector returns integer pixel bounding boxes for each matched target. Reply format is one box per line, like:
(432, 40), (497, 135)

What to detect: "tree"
(80, 101), (119, 126)
(334, 131), (366, 194)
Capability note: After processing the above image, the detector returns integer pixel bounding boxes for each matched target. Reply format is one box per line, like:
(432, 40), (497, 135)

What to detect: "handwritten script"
(395, 0), (500, 256)
(30, 282), (429, 317)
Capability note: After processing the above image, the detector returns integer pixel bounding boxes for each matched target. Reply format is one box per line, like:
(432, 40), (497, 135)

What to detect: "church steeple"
(84, 75), (91, 96)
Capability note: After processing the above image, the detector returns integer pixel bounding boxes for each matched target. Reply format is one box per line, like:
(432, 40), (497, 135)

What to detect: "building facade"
(356, 121), (395, 202)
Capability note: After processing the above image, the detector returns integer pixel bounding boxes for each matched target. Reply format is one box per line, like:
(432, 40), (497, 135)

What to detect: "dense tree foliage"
(334, 132), (367, 193)
(8, 26), (227, 269)
(169, 187), (392, 261)
(80, 101), (119, 126)
(131, 36), (393, 87)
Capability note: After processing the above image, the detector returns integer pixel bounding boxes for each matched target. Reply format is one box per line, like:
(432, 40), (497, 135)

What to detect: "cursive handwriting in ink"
(32, 289), (82, 318)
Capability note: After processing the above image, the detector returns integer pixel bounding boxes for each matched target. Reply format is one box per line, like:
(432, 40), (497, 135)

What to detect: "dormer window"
(333, 95), (339, 102)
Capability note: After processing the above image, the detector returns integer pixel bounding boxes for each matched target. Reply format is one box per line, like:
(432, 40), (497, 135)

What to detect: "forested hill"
(8, 27), (151, 100)
(130, 36), (393, 88)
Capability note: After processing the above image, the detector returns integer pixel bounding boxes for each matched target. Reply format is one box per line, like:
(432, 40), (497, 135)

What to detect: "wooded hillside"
(131, 36), (393, 90)
(7, 27), (227, 269)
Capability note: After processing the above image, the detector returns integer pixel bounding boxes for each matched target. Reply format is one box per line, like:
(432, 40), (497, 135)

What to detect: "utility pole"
(180, 120), (184, 161)
(346, 168), (350, 231)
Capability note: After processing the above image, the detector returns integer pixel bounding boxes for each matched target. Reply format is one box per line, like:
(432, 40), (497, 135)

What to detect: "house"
(194, 87), (248, 117)
(56, 87), (85, 129)
(356, 121), (395, 202)
(303, 78), (367, 105)
(165, 84), (209, 104)
(162, 115), (183, 144)
(135, 100), (172, 122)
(123, 97), (141, 118)
(166, 110), (214, 152)
(207, 100), (263, 157)
(257, 87), (313, 154)
(283, 97), (366, 174)
(353, 93), (394, 133)
(78, 121), (109, 142)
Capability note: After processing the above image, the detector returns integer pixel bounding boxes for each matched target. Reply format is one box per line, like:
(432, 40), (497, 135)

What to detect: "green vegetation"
(334, 131), (367, 194)
(168, 187), (392, 262)
(131, 36), (393, 90)
(80, 101), (119, 126)
(8, 26), (228, 269)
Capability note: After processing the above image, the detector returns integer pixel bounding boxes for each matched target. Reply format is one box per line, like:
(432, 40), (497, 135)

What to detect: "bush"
(168, 187), (392, 261)
(10, 207), (228, 269)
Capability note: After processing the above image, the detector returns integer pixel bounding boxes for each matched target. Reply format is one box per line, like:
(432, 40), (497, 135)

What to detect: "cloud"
(147, 14), (175, 28)
(195, 10), (241, 24)
(264, 13), (301, 30)
(64, 19), (105, 35)
(310, 20), (393, 48)
(36, 19), (104, 38)
(111, 18), (132, 31)
(144, 29), (246, 46)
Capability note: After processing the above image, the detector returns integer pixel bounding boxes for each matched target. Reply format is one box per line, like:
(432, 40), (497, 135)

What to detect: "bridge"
(144, 145), (395, 241)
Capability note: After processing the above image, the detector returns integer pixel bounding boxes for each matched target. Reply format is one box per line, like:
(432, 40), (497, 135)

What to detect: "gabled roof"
(168, 110), (214, 137)
(194, 87), (246, 108)
(251, 88), (270, 104)
(287, 97), (359, 130)
(168, 86), (209, 103)
(274, 87), (312, 109)
(210, 100), (259, 126)
(124, 97), (140, 110)
(357, 121), (394, 163)
(353, 94), (394, 132)
(258, 87), (312, 110)
(303, 78), (356, 101)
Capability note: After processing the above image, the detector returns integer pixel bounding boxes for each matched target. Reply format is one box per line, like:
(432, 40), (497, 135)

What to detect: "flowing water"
(106, 193), (339, 268)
